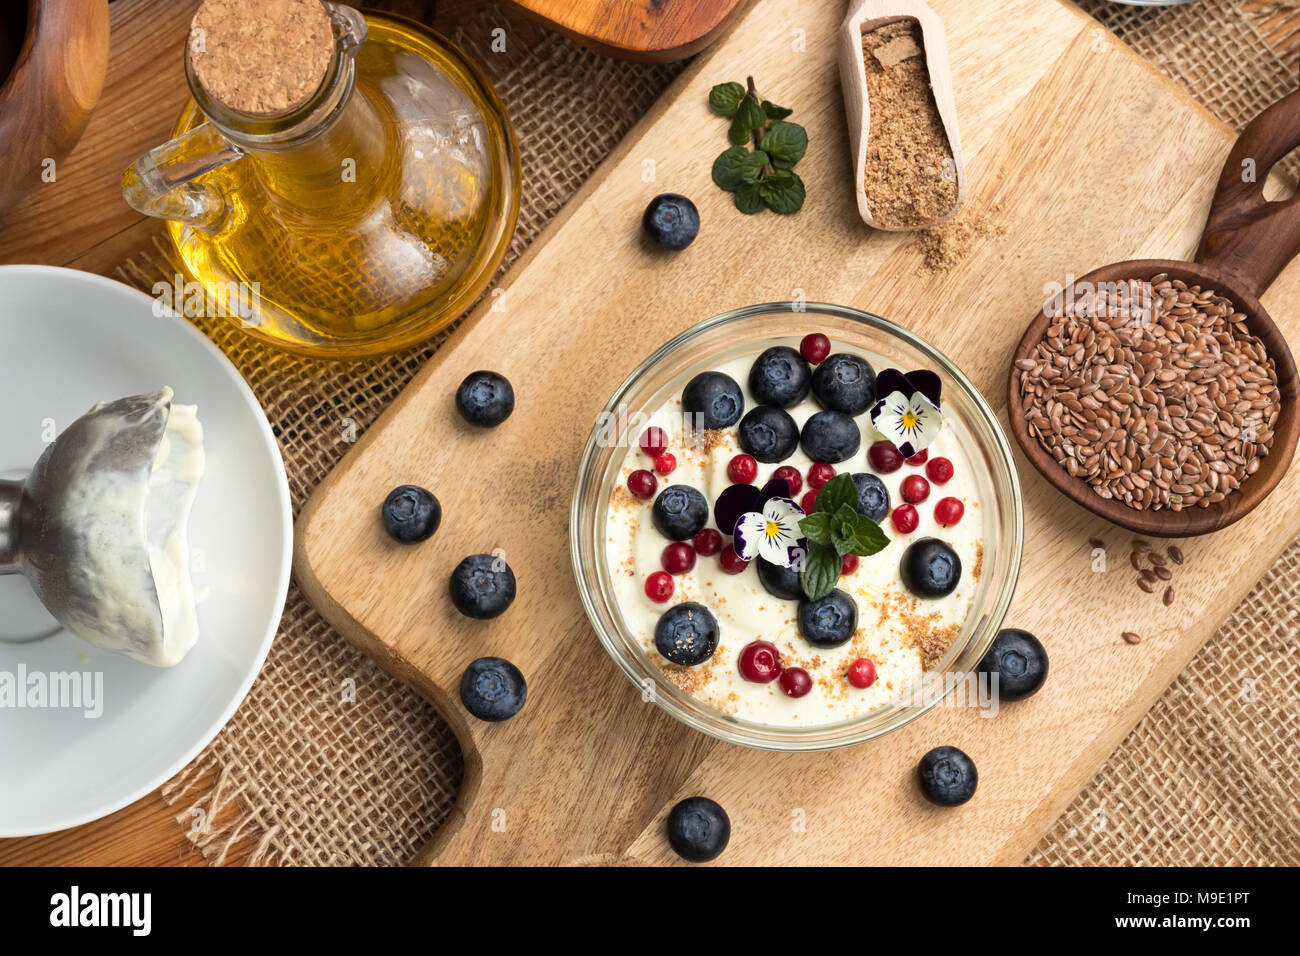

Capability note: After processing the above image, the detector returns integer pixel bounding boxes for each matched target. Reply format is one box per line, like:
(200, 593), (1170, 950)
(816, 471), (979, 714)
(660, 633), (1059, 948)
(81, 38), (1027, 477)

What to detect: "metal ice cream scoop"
(0, 388), (205, 666)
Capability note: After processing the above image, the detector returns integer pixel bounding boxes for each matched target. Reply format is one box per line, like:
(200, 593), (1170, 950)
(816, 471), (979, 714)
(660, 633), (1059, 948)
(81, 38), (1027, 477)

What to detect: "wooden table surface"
(1, 0), (1295, 867)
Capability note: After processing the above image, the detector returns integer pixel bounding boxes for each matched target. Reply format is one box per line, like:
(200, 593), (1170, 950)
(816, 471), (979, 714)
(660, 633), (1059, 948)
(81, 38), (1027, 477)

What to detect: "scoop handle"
(1196, 89), (1300, 299)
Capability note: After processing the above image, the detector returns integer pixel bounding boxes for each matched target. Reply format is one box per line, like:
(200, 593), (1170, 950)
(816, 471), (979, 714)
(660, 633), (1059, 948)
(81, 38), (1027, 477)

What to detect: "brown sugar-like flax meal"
(1016, 275), (1280, 512)
(861, 19), (958, 228)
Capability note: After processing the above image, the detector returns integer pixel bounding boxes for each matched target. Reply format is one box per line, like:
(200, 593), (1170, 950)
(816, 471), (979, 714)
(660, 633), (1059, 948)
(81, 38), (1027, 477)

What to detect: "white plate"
(0, 266), (291, 837)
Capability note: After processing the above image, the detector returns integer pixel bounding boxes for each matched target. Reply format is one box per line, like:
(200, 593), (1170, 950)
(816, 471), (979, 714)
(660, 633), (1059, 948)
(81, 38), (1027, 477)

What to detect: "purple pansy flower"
(869, 368), (943, 459)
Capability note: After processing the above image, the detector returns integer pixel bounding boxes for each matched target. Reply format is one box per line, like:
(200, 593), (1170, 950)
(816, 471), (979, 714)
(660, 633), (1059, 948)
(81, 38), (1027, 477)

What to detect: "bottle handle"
(121, 122), (243, 231)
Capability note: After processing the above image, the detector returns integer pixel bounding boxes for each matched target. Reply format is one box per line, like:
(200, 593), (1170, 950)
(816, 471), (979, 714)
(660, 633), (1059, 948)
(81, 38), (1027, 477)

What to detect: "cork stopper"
(190, 0), (334, 114)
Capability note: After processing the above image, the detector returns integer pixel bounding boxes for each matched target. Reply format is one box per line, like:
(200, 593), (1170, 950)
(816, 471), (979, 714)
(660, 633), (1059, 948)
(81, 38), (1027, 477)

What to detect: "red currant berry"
(627, 469), (657, 500)
(662, 542), (696, 575)
(905, 449), (929, 466)
(719, 545), (749, 574)
(807, 462), (836, 488)
(847, 657), (877, 689)
(901, 474), (931, 504)
(891, 503), (919, 534)
(644, 571), (673, 603)
(738, 640), (782, 683)
(868, 440), (904, 473)
(800, 332), (831, 364)
(654, 452), (676, 475)
(926, 457), (954, 484)
(779, 667), (812, 698)
(693, 528), (723, 557)
(639, 426), (668, 458)
(800, 489), (819, 513)
(773, 465), (803, 496)
(728, 454), (758, 485)
(935, 496), (965, 527)
(841, 553), (860, 575)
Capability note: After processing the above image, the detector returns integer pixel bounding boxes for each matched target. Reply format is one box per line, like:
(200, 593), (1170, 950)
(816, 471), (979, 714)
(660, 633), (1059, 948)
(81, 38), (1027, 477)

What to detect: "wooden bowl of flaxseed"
(1008, 92), (1300, 536)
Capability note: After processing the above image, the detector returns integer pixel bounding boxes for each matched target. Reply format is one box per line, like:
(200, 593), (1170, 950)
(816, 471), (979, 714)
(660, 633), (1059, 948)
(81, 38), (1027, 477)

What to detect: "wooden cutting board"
(295, 0), (1300, 865)
(500, 0), (747, 61)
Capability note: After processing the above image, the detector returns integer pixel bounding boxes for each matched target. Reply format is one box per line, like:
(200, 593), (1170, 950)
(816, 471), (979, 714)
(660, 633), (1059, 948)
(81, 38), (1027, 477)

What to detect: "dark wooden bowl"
(0, 0), (110, 214)
(1007, 91), (1300, 538)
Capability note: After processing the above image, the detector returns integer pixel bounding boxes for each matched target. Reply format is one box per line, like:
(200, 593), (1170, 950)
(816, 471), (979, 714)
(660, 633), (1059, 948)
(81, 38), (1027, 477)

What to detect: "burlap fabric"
(113, 0), (1299, 865)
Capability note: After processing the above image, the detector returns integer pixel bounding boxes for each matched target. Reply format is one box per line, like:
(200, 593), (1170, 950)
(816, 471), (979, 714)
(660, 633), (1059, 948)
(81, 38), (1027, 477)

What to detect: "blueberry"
(654, 602), (719, 666)
(459, 657), (526, 721)
(797, 588), (858, 647)
(652, 485), (709, 541)
(456, 370), (515, 427)
(850, 473), (890, 522)
(749, 346), (811, 408)
(917, 746), (977, 806)
(811, 353), (876, 415)
(800, 410), (861, 463)
(449, 554), (517, 619)
(666, 796), (730, 863)
(900, 538), (961, 598)
(643, 193), (700, 250)
(381, 485), (441, 543)
(757, 558), (803, 600)
(978, 629), (1049, 701)
(737, 405), (799, 463)
(682, 371), (744, 429)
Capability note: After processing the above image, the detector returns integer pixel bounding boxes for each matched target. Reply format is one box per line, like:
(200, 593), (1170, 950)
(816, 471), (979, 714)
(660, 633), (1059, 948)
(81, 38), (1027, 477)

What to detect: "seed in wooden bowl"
(1163, 586), (1175, 606)
(1122, 631), (1142, 644)
(1016, 276), (1280, 511)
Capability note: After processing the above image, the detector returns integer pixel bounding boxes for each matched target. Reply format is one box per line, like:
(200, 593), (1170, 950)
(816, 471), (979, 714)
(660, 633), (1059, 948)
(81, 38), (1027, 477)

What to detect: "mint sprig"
(708, 76), (808, 215)
(797, 474), (890, 600)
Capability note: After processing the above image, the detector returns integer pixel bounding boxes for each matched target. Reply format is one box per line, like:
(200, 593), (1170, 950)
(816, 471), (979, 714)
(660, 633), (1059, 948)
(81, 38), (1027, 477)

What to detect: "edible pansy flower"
(713, 476), (791, 533)
(733, 496), (806, 567)
(869, 368), (943, 459)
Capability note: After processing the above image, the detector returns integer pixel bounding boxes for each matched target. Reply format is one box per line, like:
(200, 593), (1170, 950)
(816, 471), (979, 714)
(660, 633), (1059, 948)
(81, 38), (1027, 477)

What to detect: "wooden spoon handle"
(1196, 89), (1300, 299)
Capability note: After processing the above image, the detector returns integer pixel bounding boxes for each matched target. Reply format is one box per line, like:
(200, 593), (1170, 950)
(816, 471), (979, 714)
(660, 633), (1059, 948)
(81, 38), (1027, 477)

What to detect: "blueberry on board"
(682, 371), (744, 430)
(381, 485), (441, 543)
(643, 193), (700, 250)
(449, 553), (517, 619)
(666, 796), (730, 863)
(851, 473), (890, 522)
(737, 405), (799, 463)
(811, 353), (876, 415)
(456, 370), (515, 427)
(900, 538), (961, 598)
(757, 557), (803, 600)
(917, 746), (977, 806)
(800, 410), (861, 463)
(749, 346), (812, 408)
(978, 629), (1049, 701)
(652, 484), (710, 541)
(797, 589), (858, 647)
(654, 602), (719, 666)
(460, 657), (527, 721)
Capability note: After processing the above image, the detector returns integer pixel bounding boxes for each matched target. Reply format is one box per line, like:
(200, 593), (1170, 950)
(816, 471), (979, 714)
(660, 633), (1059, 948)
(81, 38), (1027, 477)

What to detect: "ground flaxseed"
(860, 19), (958, 228)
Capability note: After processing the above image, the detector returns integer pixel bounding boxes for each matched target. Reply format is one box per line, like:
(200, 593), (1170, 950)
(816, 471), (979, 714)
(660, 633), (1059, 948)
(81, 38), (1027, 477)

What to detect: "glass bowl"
(570, 302), (1023, 751)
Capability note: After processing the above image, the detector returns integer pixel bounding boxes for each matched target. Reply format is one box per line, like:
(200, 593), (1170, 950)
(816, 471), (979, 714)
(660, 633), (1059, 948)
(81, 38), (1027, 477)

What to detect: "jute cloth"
(113, 0), (1299, 865)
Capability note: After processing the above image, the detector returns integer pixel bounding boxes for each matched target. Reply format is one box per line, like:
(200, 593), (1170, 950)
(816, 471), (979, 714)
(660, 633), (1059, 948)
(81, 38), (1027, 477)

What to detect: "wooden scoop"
(838, 0), (966, 230)
(1007, 90), (1300, 537)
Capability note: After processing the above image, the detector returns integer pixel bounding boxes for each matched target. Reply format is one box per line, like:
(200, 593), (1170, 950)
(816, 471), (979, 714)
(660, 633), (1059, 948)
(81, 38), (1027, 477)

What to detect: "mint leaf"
(844, 517), (890, 557)
(814, 474), (859, 515)
(734, 182), (765, 214)
(711, 146), (749, 192)
(762, 100), (793, 120)
(740, 150), (770, 184)
(829, 503), (861, 555)
(760, 171), (806, 214)
(800, 542), (840, 601)
(709, 81), (746, 117)
(730, 96), (766, 143)
(760, 120), (808, 169)
(799, 511), (832, 546)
